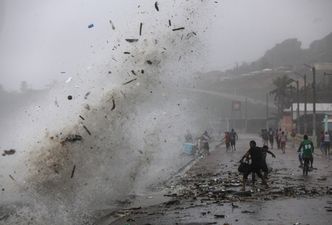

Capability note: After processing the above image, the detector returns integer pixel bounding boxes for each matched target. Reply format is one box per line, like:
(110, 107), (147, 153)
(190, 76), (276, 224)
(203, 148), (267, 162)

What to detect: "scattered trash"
(67, 95), (73, 100)
(126, 39), (139, 43)
(154, 1), (159, 11)
(123, 78), (137, 85)
(139, 23), (143, 36)
(71, 165), (76, 178)
(79, 115), (85, 120)
(164, 199), (180, 207)
(83, 125), (92, 136)
(241, 210), (255, 214)
(88, 24), (94, 29)
(172, 27), (185, 31)
(84, 92), (91, 99)
(109, 20), (116, 30)
(2, 149), (16, 156)
(214, 214), (225, 219)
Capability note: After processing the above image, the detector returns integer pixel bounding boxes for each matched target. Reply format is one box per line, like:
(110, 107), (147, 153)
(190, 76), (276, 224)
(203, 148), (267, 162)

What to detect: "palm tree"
(270, 75), (295, 119)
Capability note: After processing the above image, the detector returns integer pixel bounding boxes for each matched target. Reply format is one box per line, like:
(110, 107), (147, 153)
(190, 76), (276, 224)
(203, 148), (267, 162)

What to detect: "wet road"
(98, 134), (332, 225)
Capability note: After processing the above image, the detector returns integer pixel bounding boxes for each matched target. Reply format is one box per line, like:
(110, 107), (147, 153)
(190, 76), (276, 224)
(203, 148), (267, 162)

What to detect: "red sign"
(232, 101), (241, 111)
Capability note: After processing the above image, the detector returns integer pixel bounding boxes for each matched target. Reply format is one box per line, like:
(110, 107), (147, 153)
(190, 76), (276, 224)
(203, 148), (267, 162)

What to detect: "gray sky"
(0, 0), (332, 90)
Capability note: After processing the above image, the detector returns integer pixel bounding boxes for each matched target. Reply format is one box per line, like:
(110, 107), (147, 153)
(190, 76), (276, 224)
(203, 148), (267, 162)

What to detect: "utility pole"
(304, 74), (307, 134)
(266, 93), (269, 130)
(294, 71), (307, 134)
(312, 66), (317, 146)
(304, 64), (317, 146)
(296, 80), (300, 134)
(245, 97), (248, 133)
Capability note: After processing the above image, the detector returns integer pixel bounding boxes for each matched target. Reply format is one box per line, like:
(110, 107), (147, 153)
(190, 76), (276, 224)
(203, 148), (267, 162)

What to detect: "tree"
(270, 75), (295, 119)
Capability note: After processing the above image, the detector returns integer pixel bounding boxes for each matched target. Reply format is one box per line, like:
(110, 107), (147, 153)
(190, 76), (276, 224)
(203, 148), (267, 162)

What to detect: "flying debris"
(2, 149), (16, 156)
(65, 77), (72, 83)
(172, 27), (185, 31)
(83, 125), (92, 136)
(125, 39), (139, 43)
(154, 2), (159, 11)
(71, 165), (76, 178)
(131, 70), (137, 76)
(109, 20), (116, 30)
(61, 134), (83, 144)
(111, 98), (116, 111)
(139, 23), (143, 36)
(123, 78), (137, 85)
(84, 92), (91, 99)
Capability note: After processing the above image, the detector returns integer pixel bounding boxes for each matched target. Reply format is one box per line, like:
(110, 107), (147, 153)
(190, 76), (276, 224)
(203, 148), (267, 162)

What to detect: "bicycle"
(303, 157), (310, 176)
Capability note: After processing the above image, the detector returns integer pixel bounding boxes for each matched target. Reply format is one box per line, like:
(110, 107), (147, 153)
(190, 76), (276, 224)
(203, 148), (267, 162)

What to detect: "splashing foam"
(3, 1), (215, 224)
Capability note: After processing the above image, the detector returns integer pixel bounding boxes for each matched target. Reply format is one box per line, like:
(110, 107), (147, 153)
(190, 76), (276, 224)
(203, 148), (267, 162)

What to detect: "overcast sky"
(0, 0), (332, 90)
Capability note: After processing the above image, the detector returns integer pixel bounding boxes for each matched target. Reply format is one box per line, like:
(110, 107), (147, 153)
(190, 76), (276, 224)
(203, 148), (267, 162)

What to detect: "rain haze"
(0, 0), (332, 225)
(0, 0), (332, 89)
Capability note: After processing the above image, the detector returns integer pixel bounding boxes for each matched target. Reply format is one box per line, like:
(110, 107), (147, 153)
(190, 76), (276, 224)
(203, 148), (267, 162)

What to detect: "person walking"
(268, 128), (274, 149)
(324, 131), (331, 159)
(230, 129), (238, 151)
(280, 131), (287, 154)
(224, 132), (231, 152)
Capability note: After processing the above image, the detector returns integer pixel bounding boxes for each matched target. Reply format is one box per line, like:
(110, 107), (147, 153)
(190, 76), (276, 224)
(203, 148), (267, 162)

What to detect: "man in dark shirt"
(240, 140), (268, 191)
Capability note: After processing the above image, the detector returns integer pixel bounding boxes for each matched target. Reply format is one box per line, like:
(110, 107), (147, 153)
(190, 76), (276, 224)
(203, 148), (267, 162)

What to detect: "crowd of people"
(239, 128), (329, 191)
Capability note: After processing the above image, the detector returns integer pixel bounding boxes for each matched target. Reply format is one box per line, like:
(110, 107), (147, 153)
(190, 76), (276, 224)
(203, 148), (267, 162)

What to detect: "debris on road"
(214, 214), (225, 218)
